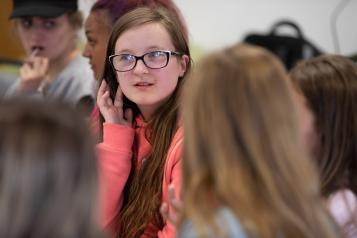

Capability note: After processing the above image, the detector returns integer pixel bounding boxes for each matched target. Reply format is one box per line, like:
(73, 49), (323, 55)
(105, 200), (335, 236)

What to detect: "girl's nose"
(83, 43), (91, 58)
(133, 59), (149, 74)
(29, 27), (46, 41)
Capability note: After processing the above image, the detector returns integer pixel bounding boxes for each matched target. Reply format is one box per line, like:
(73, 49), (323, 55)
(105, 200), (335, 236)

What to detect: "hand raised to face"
(97, 80), (133, 126)
(18, 49), (49, 93)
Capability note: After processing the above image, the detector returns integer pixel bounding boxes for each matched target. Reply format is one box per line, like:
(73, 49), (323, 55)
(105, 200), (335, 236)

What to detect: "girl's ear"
(179, 55), (190, 77)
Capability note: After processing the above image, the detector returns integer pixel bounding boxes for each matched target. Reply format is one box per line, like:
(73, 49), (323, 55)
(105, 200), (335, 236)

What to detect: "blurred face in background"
(291, 85), (318, 157)
(15, 14), (77, 62)
(83, 10), (111, 80)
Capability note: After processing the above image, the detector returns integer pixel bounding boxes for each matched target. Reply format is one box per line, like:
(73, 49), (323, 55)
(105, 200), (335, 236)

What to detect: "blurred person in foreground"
(163, 44), (341, 238)
(0, 100), (102, 237)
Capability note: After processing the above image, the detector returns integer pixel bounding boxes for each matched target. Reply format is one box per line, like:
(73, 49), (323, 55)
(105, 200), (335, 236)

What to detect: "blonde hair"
(182, 44), (340, 238)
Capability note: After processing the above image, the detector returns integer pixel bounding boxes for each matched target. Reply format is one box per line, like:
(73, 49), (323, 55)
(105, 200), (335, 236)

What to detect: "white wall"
(174, 0), (357, 56)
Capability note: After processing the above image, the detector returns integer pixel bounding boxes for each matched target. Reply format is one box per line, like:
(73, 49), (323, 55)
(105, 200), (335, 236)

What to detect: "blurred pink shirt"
(328, 189), (357, 238)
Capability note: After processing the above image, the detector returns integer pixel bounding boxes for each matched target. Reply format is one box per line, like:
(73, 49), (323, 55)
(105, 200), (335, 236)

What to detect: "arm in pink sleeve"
(97, 123), (135, 229)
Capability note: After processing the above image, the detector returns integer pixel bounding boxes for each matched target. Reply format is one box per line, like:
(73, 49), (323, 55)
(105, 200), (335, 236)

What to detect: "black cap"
(10, 0), (78, 19)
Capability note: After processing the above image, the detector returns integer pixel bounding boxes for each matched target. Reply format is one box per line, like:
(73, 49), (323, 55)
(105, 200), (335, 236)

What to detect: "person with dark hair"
(6, 0), (96, 113)
(96, 7), (190, 237)
(290, 55), (357, 238)
(0, 100), (102, 237)
(83, 0), (187, 136)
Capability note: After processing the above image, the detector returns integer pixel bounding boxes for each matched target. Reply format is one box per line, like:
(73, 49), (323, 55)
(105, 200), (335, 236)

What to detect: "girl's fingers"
(170, 198), (182, 214)
(19, 66), (25, 75)
(98, 81), (132, 125)
(114, 98), (123, 108)
(30, 57), (41, 71)
(160, 203), (169, 220)
(40, 58), (49, 75)
(37, 59), (45, 75)
(98, 79), (107, 98)
(168, 184), (176, 201)
(22, 57), (49, 79)
(21, 64), (30, 76)
(168, 184), (182, 213)
(103, 91), (113, 106)
(33, 58), (41, 71)
(98, 90), (110, 107)
(24, 57), (35, 67)
(29, 48), (39, 60)
(114, 86), (123, 107)
(160, 202), (178, 226)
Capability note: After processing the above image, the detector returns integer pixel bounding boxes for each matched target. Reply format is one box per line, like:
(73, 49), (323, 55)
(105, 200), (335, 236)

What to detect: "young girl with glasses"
(82, 0), (187, 139)
(96, 7), (190, 238)
(83, 0), (187, 81)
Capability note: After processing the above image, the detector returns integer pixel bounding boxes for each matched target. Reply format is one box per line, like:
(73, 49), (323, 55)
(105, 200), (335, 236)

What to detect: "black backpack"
(244, 20), (322, 69)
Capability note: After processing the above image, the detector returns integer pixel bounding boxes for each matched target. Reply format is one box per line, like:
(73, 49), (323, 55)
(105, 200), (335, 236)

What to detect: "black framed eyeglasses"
(109, 50), (183, 72)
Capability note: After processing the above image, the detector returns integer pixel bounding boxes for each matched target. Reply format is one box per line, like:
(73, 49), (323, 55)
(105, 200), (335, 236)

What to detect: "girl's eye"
(89, 40), (96, 46)
(86, 36), (97, 46)
(147, 51), (165, 59)
(43, 20), (56, 30)
(20, 18), (32, 29)
(119, 54), (135, 62)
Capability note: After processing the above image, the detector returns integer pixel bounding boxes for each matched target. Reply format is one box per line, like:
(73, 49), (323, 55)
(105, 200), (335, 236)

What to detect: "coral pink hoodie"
(97, 116), (183, 238)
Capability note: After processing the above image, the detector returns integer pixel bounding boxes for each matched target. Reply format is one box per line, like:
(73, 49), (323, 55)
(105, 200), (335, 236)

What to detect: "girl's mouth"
(135, 82), (153, 87)
(31, 46), (44, 52)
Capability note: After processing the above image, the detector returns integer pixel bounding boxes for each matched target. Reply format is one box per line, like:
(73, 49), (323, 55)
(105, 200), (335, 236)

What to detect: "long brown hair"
(290, 55), (357, 198)
(0, 100), (101, 238)
(182, 44), (340, 238)
(101, 7), (191, 237)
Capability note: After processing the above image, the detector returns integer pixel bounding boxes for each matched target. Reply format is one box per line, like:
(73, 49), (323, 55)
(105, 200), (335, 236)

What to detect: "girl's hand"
(18, 56), (49, 92)
(97, 80), (133, 126)
(160, 184), (183, 227)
